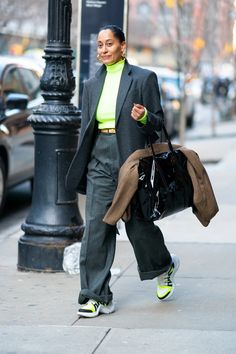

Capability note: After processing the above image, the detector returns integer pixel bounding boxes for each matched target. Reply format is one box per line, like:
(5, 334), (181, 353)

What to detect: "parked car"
(0, 55), (43, 215)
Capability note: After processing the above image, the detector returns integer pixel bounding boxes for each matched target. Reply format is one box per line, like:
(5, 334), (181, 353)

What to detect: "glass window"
(2, 68), (25, 97)
(18, 68), (40, 99)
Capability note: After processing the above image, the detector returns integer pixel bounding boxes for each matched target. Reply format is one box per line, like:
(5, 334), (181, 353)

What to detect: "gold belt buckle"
(99, 128), (116, 134)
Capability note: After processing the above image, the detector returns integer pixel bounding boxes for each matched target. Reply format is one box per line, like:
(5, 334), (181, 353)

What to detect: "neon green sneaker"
(157, 254), (180, 301)
(77, 299), (115, 318)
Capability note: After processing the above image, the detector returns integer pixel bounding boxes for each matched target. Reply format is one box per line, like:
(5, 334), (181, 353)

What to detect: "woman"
(66, 25), (179, 318)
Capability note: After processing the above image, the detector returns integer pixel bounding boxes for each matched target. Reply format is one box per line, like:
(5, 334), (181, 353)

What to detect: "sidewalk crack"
(91, 328), (111, 354)
(71, 317), (80, 326)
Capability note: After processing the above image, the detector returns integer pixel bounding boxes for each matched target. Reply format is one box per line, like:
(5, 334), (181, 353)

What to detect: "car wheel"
(0, 156), (7, 215)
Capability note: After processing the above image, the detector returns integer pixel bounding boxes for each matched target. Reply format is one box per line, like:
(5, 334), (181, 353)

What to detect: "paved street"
(1, 103), (236, 353)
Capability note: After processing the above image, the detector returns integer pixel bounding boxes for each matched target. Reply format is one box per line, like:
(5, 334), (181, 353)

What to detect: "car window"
(2, 67), (26, 98)
(18, 68), (40, 99)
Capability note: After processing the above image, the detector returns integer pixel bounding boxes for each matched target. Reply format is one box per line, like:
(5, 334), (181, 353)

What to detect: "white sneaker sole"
(100, 302), (115, 314)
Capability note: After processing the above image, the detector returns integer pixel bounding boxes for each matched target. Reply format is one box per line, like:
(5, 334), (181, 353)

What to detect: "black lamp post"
(18, 0), (84, 272)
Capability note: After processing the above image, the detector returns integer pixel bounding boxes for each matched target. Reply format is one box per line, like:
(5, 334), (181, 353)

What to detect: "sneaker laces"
(159, 263), (174, 287)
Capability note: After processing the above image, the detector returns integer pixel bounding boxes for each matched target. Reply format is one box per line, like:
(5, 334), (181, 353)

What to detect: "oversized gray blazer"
(66, 60), (164, 194)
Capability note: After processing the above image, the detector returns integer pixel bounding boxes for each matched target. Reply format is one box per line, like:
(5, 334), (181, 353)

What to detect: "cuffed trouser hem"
(79, 289), (113, 305)
(139, 262), (171, 281)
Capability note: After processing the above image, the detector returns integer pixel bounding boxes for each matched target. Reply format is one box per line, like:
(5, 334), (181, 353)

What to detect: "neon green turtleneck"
(96, 59), (147, 128)
(96, 59), (125, 129)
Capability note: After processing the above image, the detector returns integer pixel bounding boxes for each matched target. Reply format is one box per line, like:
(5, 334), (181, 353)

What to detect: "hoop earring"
(121, 52), (126, 59)
(97, 54), (102, 62)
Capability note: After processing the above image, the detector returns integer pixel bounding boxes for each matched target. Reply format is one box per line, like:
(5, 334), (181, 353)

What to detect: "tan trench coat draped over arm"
(103, 143), (219, 227)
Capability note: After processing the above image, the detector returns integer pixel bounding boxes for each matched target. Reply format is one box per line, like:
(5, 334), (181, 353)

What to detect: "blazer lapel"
(90, 66), (106, 119)
(116, 62), (132, 124)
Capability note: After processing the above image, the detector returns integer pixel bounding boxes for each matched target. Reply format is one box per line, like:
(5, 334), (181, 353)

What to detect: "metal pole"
(18, 0), (84, 272)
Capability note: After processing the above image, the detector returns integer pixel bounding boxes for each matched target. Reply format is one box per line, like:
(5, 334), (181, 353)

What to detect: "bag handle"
(149, 123), (174, 156)
(162, 124), (174, 153)
(148, 124), (173, 190)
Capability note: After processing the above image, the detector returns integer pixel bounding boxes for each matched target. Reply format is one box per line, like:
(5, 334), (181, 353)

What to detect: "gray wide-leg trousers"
(79, 133), (171, 305)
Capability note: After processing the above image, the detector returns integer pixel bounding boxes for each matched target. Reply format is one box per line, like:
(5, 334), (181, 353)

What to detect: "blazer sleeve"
(139, 71), (164, 135)
(79, 82), (90, 144)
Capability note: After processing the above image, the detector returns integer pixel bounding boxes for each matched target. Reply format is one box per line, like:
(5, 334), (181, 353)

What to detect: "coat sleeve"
(180, 147), (219, 226)
(139, 71), (164, 136)
(78, 82), (90, 144)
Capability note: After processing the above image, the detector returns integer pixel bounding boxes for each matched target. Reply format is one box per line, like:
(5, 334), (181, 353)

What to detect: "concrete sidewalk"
(1, 113), (236, 353)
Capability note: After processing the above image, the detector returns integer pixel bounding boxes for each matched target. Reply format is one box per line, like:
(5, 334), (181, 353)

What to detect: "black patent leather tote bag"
(136, 125), (193, 221)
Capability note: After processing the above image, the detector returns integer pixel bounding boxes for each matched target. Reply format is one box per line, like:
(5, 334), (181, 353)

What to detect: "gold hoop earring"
(121, 52), (126, 59)
(97, 54), (102, 62)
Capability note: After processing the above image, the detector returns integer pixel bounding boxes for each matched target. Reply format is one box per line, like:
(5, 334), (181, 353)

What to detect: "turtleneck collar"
(106, 59), (125, 73)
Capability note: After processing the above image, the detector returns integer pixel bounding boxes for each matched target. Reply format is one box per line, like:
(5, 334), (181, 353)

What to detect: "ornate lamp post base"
(17, 0), (83, 272)
(18, 235), (79, 272)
